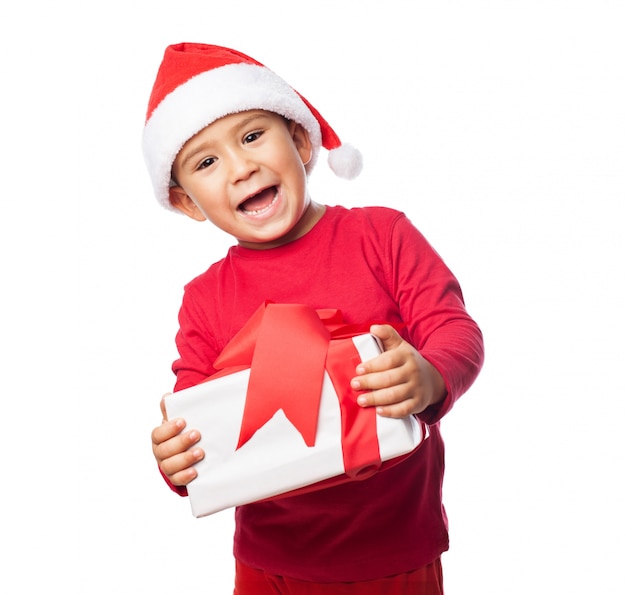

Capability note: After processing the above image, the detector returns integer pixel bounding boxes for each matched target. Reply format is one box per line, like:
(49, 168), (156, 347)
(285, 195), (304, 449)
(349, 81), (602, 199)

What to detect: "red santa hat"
(142, 43), (363, 212)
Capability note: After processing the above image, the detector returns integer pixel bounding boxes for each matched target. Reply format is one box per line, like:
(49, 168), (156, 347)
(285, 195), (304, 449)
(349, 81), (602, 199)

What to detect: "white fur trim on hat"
(142, 63), (323, 212)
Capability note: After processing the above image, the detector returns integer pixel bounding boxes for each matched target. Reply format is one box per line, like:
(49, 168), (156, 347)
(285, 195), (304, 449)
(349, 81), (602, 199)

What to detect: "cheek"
(189, 179), (224, 208)
(282, 153), (308, 187)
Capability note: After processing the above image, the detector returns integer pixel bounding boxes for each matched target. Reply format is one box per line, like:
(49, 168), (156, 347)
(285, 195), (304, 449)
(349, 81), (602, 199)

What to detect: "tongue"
(241, 188), (275, 212)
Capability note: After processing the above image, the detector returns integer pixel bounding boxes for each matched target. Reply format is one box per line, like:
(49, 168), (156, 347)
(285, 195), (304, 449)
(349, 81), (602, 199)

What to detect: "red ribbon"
(210, 302), (393, 478)
(325, 337), (381, 478)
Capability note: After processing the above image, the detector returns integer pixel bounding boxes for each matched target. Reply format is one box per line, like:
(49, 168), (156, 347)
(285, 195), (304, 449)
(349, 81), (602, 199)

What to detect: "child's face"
(170, 110), (315, 249)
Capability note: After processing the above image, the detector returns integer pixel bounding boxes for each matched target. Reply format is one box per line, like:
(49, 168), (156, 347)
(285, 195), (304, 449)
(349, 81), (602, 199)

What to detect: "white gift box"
(165, 333), (427, 518)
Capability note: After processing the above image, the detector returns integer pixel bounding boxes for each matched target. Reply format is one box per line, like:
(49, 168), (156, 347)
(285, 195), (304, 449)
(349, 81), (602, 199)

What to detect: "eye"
(243, 130), (263, 144)
(197, 156), (217, 170)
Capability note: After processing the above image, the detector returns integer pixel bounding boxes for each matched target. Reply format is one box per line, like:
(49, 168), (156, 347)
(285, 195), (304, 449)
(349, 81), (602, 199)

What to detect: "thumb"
(369, 324), (403, 351)
(160, 393), (171, 422)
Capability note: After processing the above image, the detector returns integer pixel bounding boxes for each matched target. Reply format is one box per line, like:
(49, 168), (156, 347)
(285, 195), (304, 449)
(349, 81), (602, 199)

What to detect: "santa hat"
(142, 43), (362, 212)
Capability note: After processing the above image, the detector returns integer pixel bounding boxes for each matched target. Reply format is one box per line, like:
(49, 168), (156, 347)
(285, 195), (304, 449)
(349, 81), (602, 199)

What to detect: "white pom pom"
(327, 143), (363, 179)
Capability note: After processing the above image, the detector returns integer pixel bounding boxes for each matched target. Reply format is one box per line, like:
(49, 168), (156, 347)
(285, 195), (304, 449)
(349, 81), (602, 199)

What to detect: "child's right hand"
(151, 395), (205, 486)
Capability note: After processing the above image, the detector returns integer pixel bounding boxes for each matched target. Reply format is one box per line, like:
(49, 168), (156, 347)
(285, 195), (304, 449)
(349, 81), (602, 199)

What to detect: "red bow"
(211, 302), (394, 479)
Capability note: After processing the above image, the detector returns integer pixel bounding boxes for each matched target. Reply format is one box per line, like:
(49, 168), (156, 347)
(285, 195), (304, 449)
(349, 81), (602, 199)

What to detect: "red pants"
(234, 558), (444, 595)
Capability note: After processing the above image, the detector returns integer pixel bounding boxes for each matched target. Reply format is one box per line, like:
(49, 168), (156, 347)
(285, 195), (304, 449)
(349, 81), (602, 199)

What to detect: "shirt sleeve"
(388, 213), (484, 424)
(171, 282), (221, 392)
(163, 284), (220, 497)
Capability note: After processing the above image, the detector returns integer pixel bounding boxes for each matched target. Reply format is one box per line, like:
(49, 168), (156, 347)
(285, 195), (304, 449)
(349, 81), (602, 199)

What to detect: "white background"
(1, 1), (625, 593)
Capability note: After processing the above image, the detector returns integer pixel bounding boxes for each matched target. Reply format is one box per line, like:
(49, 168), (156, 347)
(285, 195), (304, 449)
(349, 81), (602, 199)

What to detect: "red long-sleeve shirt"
(168, 205), (484, 581)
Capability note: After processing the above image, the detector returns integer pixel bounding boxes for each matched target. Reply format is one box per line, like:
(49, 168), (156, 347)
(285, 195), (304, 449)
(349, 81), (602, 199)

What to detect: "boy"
(145, 43), (484, 594)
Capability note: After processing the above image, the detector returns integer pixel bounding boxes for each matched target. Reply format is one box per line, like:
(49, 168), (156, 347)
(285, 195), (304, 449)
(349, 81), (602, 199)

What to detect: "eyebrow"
(177, 112), (271, 171)
(178, 143), (211, 172)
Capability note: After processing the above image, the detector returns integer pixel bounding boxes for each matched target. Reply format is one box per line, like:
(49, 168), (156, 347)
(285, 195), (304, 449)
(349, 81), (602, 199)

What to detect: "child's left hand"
(351, 324), (446, 419)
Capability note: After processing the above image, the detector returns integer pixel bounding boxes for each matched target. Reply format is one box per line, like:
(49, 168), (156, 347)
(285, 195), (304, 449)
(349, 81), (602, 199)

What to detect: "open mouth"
(238, 187), (278, 216)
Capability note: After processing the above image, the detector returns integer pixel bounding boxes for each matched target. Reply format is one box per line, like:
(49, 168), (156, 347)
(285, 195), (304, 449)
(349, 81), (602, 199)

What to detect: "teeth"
(241, 193), (277, 215)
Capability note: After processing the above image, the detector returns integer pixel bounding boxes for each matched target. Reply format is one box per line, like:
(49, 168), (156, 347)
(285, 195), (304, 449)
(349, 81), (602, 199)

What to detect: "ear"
(289, 121), (313, 166)
(168, 186), (207, 221)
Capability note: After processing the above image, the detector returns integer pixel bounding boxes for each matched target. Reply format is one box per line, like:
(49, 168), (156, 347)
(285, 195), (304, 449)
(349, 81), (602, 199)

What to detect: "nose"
(226, 147), (257, 183)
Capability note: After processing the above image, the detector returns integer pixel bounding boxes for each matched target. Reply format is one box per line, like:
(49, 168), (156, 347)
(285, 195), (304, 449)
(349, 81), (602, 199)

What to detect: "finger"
(360, 384), (430, 418)
(168, 467), (200, 487)
(356, 382), (409, 409)
(353, 345), (418, 390)
(369, 324), (403, 351)
(159, 445), (205, 480)
(355, 348), (403, 380)
(374, 398), (422, 419)
(153, 425), (201, 461)
(160, 394), (171, 422)
(151, 417), (185, 447)
(356, 332), (409, 377)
